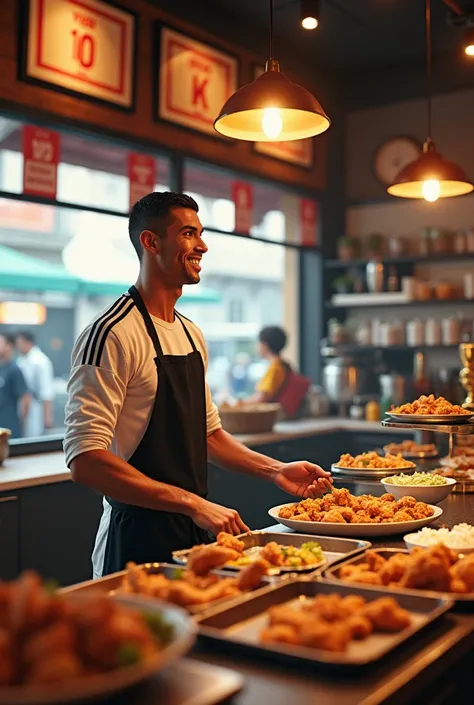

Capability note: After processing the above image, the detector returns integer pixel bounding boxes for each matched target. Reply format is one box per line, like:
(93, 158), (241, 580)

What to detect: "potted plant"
(333, 275), (353, 294)
(365, 232), (385, 258)
(337, 236), (360, 261)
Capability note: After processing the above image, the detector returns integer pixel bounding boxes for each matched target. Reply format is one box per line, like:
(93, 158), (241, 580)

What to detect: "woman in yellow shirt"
(253, 326), (289, 402)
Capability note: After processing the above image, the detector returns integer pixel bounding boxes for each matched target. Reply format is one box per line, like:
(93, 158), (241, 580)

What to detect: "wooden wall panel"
(0, 0), (328, 192)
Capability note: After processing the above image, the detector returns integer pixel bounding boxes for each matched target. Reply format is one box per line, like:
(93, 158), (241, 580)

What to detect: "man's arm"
(207, 428), (332, 498)
(19, 393), (31, 426)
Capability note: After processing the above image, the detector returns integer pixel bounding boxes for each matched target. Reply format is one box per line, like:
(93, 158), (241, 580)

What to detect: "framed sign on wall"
(155, 24), (239, 138)
(252, 65), (314, 169)
(20, 0), (137, 110)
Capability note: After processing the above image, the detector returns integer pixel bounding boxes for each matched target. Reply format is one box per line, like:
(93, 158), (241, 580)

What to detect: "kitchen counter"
(0, 418), (411, 492)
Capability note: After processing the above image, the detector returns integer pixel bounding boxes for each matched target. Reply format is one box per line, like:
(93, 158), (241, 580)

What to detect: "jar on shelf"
(416, 281), (432, 301)
(465, 229), (474, 253)
(365, 400), (381, 422)
(454, 230), (466, 254)
(425, 319), (441, 346)
(354, 321), (371, 347)
(441, 317), (461, 346)
(387, 235), (405, 257)
(406, 319), (424, 347)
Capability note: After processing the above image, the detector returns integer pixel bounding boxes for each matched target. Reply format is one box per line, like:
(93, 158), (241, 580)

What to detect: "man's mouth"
(187, 257), (202, 272)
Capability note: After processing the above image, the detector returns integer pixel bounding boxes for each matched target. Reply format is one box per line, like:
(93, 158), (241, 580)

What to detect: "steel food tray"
(196, 578), (453, 673)
(331, 463), (415, 480)
(172, 531), (371, 575)
(323, 548), (474, 610)
(385, 412), (474, 424)
(383, 444), (439, 459)
(60, 562), (273, 615)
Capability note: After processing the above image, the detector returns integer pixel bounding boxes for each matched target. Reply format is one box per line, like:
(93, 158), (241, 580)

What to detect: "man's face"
(0, 336), (10, 360)
(148, 207), (208, 287)
(16, 336), (29, 355)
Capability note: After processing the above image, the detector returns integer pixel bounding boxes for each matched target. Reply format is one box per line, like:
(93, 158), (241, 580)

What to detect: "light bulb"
(262, 108), (283, 139)
(302, 16), (318, 30)
(422, 179), (441, 203)
(465, 44), (474, 56)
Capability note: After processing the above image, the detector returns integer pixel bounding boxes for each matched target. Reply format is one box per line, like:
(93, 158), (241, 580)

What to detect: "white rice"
(409, 523), (474, 548)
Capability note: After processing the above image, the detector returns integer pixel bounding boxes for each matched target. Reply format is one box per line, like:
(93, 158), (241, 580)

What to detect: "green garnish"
(172, 568), (185, 580)
(142, 611), (174, 645)
(117, 643), (141, 667)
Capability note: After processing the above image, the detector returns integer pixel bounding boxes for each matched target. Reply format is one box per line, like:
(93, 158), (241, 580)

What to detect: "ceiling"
(153, 0), (474, 80)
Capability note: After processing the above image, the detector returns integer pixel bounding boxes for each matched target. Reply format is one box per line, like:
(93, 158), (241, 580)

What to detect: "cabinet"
(0, 495), (20, 580)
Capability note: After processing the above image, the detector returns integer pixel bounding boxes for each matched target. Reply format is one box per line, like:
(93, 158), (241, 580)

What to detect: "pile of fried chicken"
(338, 544), (474, 594)
(120, 534), (269, 609)
(279, 487), (434, 524)
(261, 593), (411, 653)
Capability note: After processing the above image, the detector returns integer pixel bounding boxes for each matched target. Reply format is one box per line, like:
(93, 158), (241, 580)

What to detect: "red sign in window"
(22, 125), (60, 198)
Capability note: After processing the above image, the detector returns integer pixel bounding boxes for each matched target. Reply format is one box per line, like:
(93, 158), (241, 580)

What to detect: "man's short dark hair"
(259, 326), (287, 355)
(17, 330), (35, 344)
(0, 333), (15, 347)
(128, 191), (199, 260)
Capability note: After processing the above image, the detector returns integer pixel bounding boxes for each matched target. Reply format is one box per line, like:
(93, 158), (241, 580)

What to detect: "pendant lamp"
(214, 0), (330, 142)
(388, 0), (473, 201)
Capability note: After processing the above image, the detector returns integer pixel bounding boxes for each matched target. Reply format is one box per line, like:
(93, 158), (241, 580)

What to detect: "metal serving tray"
(60, 562), (274, 616)
(323, 548), (474, 611)
(172, 531), (371, 575)
(196, 578), (452, 673)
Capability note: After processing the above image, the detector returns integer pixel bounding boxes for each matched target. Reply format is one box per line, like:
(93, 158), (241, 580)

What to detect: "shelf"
(324, 253), (474, 269)
(326, 296), (473, 309)
(321, 344), (459, 355)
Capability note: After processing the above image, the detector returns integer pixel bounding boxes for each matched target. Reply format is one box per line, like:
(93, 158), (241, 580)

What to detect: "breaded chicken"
(187, 545), (241, 576)
(363, 597), (411, 632)
(236, 558), (269, 591)
(217, 532), (245, 553)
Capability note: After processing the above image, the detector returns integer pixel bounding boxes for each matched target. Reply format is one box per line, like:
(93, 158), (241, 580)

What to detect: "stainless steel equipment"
(366, 261), (385, 293)
(322, 357), (367, 416)
(379, 374), (409, 406)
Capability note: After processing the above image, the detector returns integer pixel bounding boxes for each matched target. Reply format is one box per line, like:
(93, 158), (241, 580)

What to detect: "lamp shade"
(388, 141), (473, 199)
(214, 64), (330, 141)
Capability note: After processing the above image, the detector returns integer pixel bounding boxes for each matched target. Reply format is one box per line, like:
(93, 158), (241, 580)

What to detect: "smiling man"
(64, 191), (331, 578)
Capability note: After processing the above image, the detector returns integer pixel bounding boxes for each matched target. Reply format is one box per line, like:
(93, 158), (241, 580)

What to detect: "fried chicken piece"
(400, 545), (452, 592)
(305, 594), (347, 622)
(299, 621), (352, 652)
(294, 512), (311, 521)
(365, 550), (387, 572)
(236, 558), (269, 591)
(341, 595), (366, 611)
(363, 598), (411, 632)
(449, 578), (469, 594)
(217, 532), (245, 553)
(395, 496), (417, 509)
(451, 553), (474, 591)
(339, 566), (383, 586)
(187, 545), (241, 575)
(185, 573), (220, 590)
(279, 505), (296, 519)
(379, 554), (412, 586)
(201, 579), (241, 603)
(308, 510), (324, 522)
(268, 605), (308, 630)
(331, 488), (352, 507)
(166, 581), (209, 606)
(339, 507), (355, 523)
(348, 615), (373, 640)
(412, 502), (434, 519)
(322, 494), (337, 511)
(352, 511), (373, 523)
(379, 505), (396, 521)
(321, 509), (347, 523)
(261, 542), (284, 566)
(261, 624), (299, 645)
(393, 511), (414, 522)
(339, 563), (368, 579)
(380, 493), (396, 503)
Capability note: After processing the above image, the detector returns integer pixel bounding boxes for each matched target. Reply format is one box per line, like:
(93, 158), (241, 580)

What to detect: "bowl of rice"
(405, 523), (474, 554)
(381, 473), (456, 504)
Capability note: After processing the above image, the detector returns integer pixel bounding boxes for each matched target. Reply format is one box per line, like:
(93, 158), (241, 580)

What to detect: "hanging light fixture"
(214, 0), (330, 141)
(301, 0), (320, 31)
(388, 0), (473, 201)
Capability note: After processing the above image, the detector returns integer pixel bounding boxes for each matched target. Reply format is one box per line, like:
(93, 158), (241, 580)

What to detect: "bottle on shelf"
(387, 266), (399, 292)
(413, 352), (431, 398)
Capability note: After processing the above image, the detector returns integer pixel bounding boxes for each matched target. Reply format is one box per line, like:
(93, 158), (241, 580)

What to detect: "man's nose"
(196, 237), (208, 253)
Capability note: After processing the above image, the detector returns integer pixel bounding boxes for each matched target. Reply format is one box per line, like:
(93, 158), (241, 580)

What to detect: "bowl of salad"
(381, 472), (456, 504)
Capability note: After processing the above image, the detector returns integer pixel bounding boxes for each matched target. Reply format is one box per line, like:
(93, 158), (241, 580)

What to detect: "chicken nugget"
(322, 494), (337, 511)
(400, 547), (452, 592)
(379, 554), (411, 586)
(363, 597), (411, 632)
(268, 605), (307, 630)
(341, 595), (366, 611)
(380, 493), (396, 503)
(393, 511), (414, 522)
(348, 615), (373, 640)
(279, 505), (296, 519)
(449, 578), (469, 594)
(332, 488), (352, 507)
(352, 511), (373, 524)
(339, 507), (355, 522)
(321, 509), (346, 523)
(261, 542), (284, 566)
(261, 624), (299, 645)
(396, 496), (417, 509)
(309, 594), (346, 621)
(187, 545), (240, 576)
(237, 558), (269, 591)
(300, 621), (351, 652)
(365, 550), (387, 572)
(451, 553), (474, 591)
(217, 532), (245, 553)
(412, 502), (434, 519)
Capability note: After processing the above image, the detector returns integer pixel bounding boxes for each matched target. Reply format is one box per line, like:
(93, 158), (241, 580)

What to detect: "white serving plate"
(0, 594), (195, 705)
(268, 503), (443, 538)
(380, 477), (456, 504)
(385, 412), (474, 424)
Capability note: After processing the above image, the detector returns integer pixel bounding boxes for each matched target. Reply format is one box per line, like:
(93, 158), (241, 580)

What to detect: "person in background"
(251, 326), (311, 418)
(16, 331), (55, 437)
(0, 333), (30, 438)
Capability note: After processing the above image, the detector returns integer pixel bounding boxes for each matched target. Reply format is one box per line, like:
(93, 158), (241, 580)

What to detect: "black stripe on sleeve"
(93, 299), (136, 367)
(81, 296), (128, 366)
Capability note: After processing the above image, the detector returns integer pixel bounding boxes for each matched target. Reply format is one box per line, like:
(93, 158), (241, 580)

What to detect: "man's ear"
(140, 229), (160, 255)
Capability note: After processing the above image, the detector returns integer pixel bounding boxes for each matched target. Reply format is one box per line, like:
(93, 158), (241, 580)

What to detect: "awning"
(0, 245), (221, 304)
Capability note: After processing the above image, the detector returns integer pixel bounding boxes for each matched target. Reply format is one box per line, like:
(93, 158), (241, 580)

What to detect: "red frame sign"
(23, 0), (136, 109)
(300, 199), (319, 247)
(157, 25), (238, 137)
(232, 182), (253, 235)
(22, 125), (60, 198)
(128, 153), (156, 210)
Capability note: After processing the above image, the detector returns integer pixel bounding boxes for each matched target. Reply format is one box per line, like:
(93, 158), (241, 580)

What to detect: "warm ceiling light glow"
(214, 0), (330, 141)
(301, 0), (320, 30)
(388, 0), (472, 201)
(465, 43), (474, 56)
(302, 16), (318, 30)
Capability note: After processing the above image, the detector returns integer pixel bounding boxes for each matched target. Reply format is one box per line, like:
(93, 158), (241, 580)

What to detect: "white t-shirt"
(63, 292), (222, 577)
(17, 346), (54, 437)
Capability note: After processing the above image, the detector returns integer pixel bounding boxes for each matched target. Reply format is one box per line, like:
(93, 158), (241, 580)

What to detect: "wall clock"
(373, 137), (422, 186)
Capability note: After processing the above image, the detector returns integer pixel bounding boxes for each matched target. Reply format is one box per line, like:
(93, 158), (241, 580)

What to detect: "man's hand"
(275, 461), (333, 498)
(189, 497), (250, 535)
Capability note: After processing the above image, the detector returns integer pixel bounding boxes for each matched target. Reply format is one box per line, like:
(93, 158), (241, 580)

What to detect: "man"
(0, 333), (30, 438)
(16, 331), (55, 436)
(64, 192), (332, 579)
(253, 326), (289, 402)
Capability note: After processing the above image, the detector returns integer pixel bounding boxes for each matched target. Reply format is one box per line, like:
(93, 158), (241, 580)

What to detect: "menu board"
(22, 0), (136, 108)
(22, 125), (60, 198)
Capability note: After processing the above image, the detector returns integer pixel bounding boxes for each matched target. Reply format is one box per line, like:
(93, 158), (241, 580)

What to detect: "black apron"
(102, 285), (210, 576)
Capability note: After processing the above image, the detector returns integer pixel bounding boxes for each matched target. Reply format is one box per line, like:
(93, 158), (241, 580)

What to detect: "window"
(183, 161), (300, 402)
